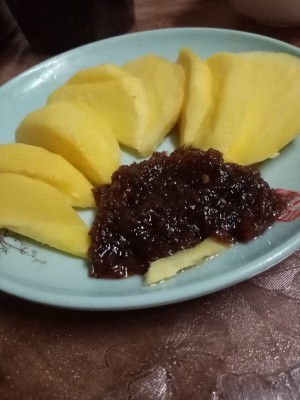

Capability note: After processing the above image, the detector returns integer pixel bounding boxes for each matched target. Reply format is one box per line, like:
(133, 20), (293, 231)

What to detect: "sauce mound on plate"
(88, 147), (287, 279)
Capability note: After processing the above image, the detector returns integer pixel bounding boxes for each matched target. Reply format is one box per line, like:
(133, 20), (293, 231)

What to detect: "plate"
(0, 28), (300, 310)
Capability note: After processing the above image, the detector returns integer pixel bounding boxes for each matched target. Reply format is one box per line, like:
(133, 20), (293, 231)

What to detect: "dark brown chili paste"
(88, 147), (287, 279)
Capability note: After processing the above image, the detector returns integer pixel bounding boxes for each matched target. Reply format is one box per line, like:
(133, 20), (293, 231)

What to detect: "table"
(1, 1), (300, 399)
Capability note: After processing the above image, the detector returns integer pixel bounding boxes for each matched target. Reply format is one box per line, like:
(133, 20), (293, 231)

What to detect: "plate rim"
(0, 27), (300, 310)
(1, 27), (300, 93)
(0, 233), (299, 310)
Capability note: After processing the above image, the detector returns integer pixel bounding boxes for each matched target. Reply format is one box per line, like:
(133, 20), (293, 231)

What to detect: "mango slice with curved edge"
(0, 143), (94, 208)
(124, 54), (185, 155)
(66, 63), (130, 84)
(48, 75), (149, 152)
(0, 173), (90, 257)
(145, 238), (227, 285)
(202, 51), (300, 165)
(177, 48), (214, 146)
(16, 101), (120, 186)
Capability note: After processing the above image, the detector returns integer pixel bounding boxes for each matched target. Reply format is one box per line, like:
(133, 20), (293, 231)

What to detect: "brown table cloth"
(1, 0), (300, 399)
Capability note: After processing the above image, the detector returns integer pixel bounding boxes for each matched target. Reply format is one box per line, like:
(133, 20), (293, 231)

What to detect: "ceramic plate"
(0, 28), (300, 310)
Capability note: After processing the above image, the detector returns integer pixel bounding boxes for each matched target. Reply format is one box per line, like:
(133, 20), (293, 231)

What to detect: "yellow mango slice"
(0, 143), (94, 208)
(16, 101), (120, 186)
(66, 63), (130, 84)
(202, 51), (300, 165)
(177, 48), (214, 146)
(48, 76), (149, 152)
(145, 238), (227, 285)
(124, 54), (185, 155)
(0, 173), (89, 257)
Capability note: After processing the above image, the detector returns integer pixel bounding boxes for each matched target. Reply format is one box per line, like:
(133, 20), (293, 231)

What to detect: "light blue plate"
(0, 28), (300, 310)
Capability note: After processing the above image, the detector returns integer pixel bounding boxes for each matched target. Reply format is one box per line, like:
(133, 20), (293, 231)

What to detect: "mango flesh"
(124, 54), (185, 155)
(0, 143), (94, 208)
(48, 75), (149, 153)
(145, 238), (227, 285)
(16, 101), (120, 186)
(201, 51), (300, 165)
(177, 48), (214, 146)
(0, 173), (90, 257)
(7, 50), (300, 278)
(66, 63), (130, 84)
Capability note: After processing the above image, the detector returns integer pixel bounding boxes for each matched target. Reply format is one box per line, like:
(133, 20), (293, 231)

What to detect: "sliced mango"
(0, 143), (94, 208)
(145, 238), (227, 285)
(16, 101), (120, 186)
(177, 48), (214, 146)
(202, 51), (300, 165)
(66, 63), (130, 84)
(124, 54), (185, 155)
(48, 75), (149, 152)
(0, 173), (89, 257)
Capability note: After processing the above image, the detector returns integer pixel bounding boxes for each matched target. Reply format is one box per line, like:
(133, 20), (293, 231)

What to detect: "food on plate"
(47, 71), (149, 153)
(46, 50), (300, 163)
(0, 173), (90, 257)
(0, 143), (94, 208)
(124, 54), (184, 155)
(198, 51), (300, 165)
(4, 49), (299, 282)
(16, 101), (120, 185)
(66, 63), (131, 84)
(145, 238), (227, 285)
(177, 48), (214, 146)
(88, 147), (287, 281)
(48, 55), (185, 156)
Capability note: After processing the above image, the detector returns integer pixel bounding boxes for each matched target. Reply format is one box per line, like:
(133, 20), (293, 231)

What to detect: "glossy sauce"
(88, 147), (287, 279)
